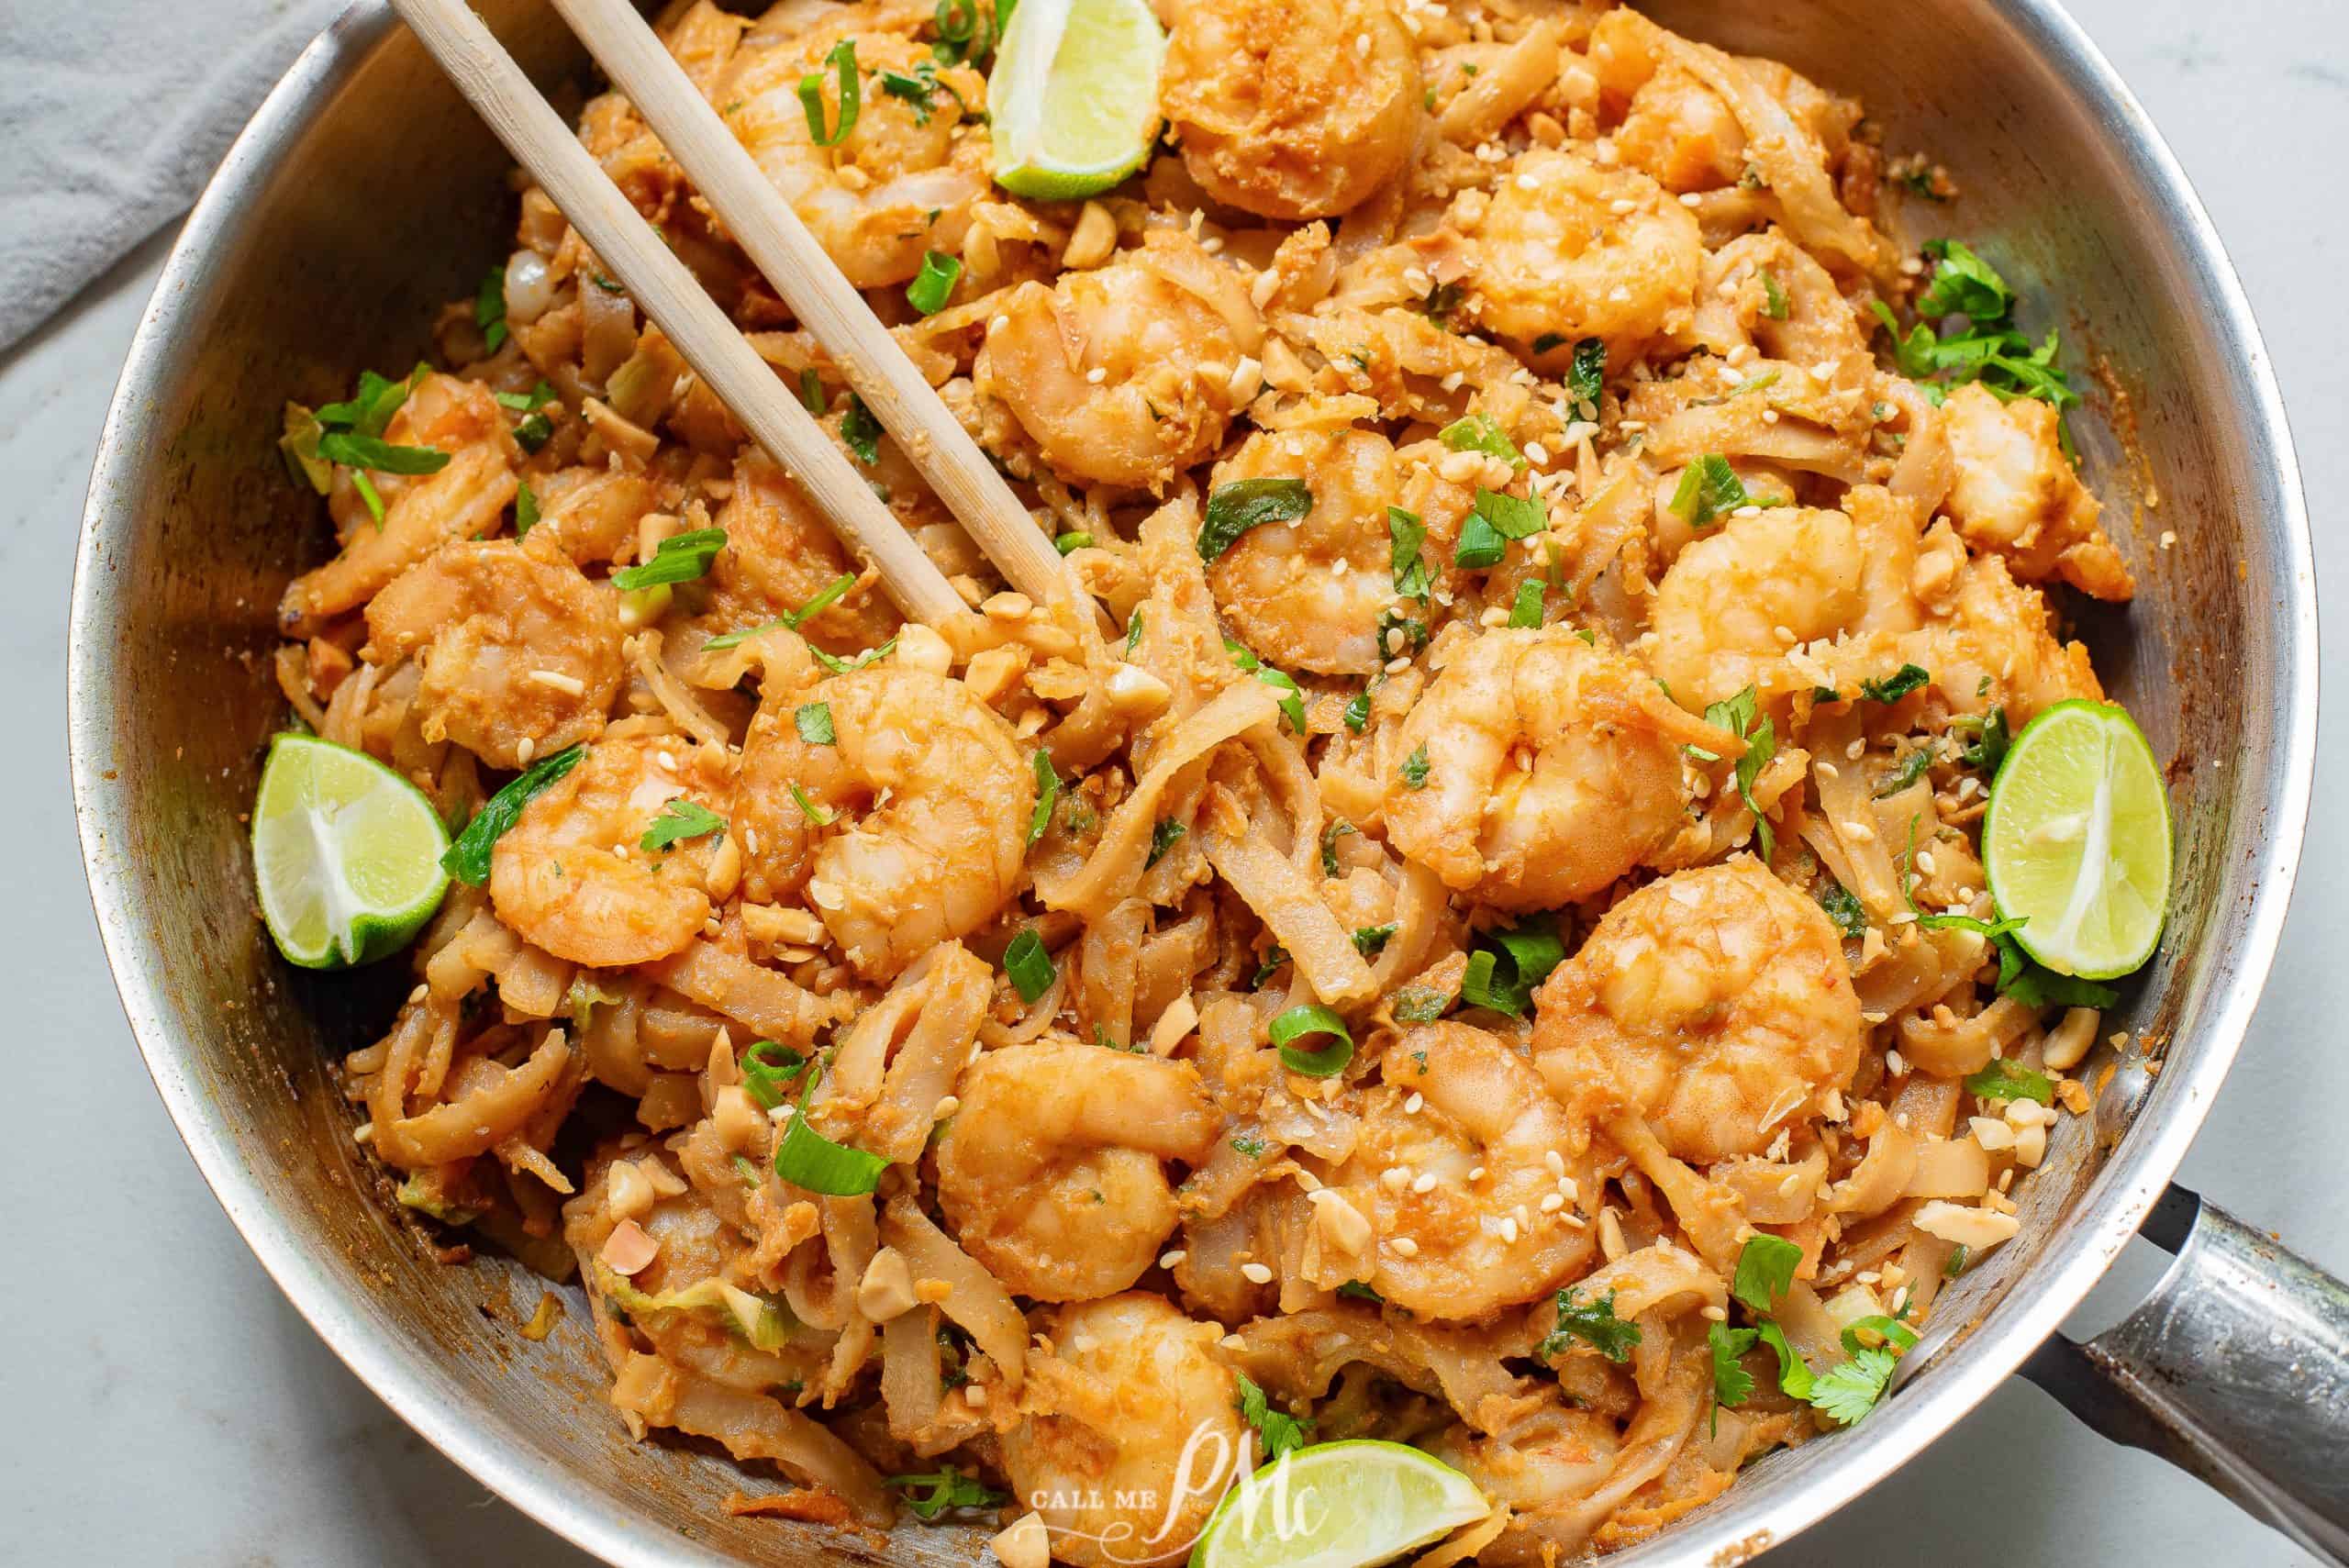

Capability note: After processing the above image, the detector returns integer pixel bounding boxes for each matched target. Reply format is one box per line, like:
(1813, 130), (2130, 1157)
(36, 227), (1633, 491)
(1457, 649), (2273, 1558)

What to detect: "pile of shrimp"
(276, 0), (2139, 1560)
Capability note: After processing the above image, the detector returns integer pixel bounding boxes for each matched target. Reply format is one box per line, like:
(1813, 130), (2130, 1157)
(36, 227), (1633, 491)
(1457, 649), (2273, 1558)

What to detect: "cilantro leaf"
(1148, 818), (1186, 868)
(1731, 1233), (1803, 1314)
(639, 797), (726, 852)
(1755, 1319), (1814, 1398)
(1859, 664), (1930, 703)
(1964, 1057), (2054, 1105)
(1703, 685), (1779, 860)
(1539, 1287), (1642, 1364)
(1709, 1320), (1758, 1415)
(1387, 506), (1432, 601)
(886, 1466), (1007, 1520)
(1400, 744), (1431, 790)
(1809, 1347), (1900, 1425)
(1198, 478), (1313, 562)
(1819, 881), (1867, 940)
(1460, 917), (1564, 1018)
(1235, 1373), (1314, 1461)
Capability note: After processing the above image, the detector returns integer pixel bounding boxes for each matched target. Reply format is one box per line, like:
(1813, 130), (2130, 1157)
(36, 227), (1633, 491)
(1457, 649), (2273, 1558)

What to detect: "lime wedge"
(251, 732), (451, 969)
(1189, 1441), (1489, 1568)
(988, 0), (1164, 201)
(1981, 698), (2171, 980)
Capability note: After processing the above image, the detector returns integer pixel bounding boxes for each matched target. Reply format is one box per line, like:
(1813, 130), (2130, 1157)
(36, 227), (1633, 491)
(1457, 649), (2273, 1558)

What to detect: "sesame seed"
(1085, 366), (1107, 384)
(1390, 1237), (1419, 1257)
(1160, 1249), (1187, 1269)
(1354, 30), (1370, 56)
(1404, 1092), (1424, 1114)
(1609, 198), (1636, 216)
(1240, 1262), (1275, 1284)
(528, 668), (586, 696)
(1410, 1173), (1437, 1195)
(1678, 192), (1703, 206)
(2160, 530), (2177, 550)
(1540, 1193), (1565, 1212)
(1467, 1165), (1486, 1182)
(515, 736), (535, 763)
(1542, 1150), (1565, 1176)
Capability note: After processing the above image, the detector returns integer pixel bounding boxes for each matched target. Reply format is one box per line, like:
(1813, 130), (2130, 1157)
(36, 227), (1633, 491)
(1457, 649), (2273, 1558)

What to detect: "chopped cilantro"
(1539, 1287), (1641, 1363)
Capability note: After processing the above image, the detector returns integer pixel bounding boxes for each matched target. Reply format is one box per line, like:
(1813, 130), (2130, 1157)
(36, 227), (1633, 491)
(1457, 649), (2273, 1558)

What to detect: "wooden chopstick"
(548, 0), (1085, 619)
(387, 0), (975, 633)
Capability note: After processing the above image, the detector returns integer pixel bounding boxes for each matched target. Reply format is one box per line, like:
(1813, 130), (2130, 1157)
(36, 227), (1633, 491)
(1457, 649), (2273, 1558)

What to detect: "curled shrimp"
(362, 533), (622, 771)
(1454, 148), (1702, 359)
(1205, 427), (1470, 675)
(1317, 1023), (1599, 1318)
(1002, 1293), (1248, 1568)
(975, 230), (1263, 491)
(279, 373), (518, 631)
(1531, 859), (1863, 1165)
(1646, 505), (1873, 712)
(1939, 382), (2134, 601)
(736, 662), (1030, 979)
(716, 3), (988, 289)
(1159, 0), (1419, 221)
(1383, 628), (1731, 912)
(933, 1040), (1219, 1302)
(489, 734), (732, 967)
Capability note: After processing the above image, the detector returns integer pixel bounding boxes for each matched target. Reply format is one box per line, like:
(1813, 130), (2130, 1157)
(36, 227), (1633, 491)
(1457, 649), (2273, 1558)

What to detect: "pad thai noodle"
(264, 0), (2143, 1559)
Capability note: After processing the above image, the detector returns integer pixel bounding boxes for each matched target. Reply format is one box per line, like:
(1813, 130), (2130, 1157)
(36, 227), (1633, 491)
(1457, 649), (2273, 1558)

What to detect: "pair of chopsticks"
(390, 0), (1076, 635)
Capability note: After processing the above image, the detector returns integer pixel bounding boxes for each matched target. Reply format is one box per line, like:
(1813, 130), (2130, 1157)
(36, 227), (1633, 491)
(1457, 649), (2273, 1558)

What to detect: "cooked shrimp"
(1318, 1023), (1599, 1318)
(716, 2), (988, 288)
(1908, 550), (2105, 725)
(279, 373), (518, 631)
(975, 231), (1262, 490)
(1532, 859), (1863, 1164)
(1003, 1293), (1247, 1568)
(362, 534), (622, 771)
(934, 1040), (1220, 1302)
(1205, 428), (1469, 675)
(528, 469), (663, 568)
(1159, 0), (1419, 220)
(1646, 506), (1869, 711)
(1939, 383), (2134, 601)
(1384, 628), (1732, 912)
(707, 450), (899, 654)
(1427, 1400), (1622, 1546)
(489, 734), (731, 967)
(1454, 149), (1702, 357)
(737, 662), (1030, 977)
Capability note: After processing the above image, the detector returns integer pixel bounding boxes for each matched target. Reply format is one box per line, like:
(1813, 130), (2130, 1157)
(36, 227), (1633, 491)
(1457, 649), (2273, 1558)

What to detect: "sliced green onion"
(907, 250), (963, 315)
(789, 783), (835, 826)
(1053, 530), (1093, 555)
(1026, 750), (1059, 846)
(773, 1058), (889, 1195)
(740, 1040), (811, 1110)
(1508, 579), (1544, 628)
(797, 39), (861, 148)
(515, 481), (540, 537)
(1271, 1004), (1353, 1077)
(1438, 413), (1523, 470)
(612, 528), (727, 591)
(1003, 929), (1054, 1003)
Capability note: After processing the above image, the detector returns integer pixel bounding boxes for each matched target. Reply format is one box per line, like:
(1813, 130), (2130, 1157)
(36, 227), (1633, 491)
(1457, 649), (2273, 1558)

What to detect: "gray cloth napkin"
(0, 0), (349, 352)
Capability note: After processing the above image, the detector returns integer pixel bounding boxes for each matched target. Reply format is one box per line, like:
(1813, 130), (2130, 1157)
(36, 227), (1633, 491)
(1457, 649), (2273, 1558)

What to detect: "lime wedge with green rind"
(251, 732), (451, 969)
(1982, 697), (2171, 980)
(988, 0), (1164, 201)
(1188, 1440), (1490, 1568)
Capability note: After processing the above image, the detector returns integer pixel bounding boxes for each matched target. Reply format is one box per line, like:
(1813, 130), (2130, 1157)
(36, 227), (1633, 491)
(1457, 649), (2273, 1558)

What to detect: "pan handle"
(2021, 1184), (2349, 1562)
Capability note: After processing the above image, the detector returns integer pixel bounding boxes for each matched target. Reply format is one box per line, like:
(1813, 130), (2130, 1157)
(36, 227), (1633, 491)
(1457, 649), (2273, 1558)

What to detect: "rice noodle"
(880, 1305), (944, 1443)
(1203, 825), (1377, 1006)
(826, 940), (989, 1163)
(1039, 680), (1280, 918)
(608, 1352), (892, 1525)
(643, 940), (852, 1044)
(1641, 20), (1898, 287)
(880, 1193), (1028, 1391)
(374, 1027), (572, 1169)
(1899, 995), (2035, 1076)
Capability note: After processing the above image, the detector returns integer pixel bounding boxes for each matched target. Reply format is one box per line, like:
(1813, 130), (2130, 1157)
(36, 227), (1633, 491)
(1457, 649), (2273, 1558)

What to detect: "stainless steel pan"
(65, 0), (2346, 1561)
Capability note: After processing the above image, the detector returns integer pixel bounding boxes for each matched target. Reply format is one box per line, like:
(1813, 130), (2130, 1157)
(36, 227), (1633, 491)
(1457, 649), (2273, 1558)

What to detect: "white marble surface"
(10, 1), (2345, 1562)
